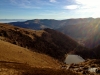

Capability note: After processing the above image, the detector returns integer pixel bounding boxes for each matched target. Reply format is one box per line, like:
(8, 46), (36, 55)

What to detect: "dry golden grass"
(0, 62), (80, 75)
(0, 40), (60, 68)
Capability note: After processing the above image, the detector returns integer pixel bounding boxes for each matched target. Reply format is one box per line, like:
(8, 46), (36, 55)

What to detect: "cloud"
(76, 0), (99, 5)
(63, 0), (100, 18)
(50, 0), (56, 3)
(63, 5), (79, 10)
(74, 0), (100, 13)
(75, 0), (100, 9)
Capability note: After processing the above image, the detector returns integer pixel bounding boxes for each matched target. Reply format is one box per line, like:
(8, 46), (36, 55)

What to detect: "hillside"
(74, 44), (100, 59)
(91, 45), (100, 59)
(0, 39), (60, 68)
(9, 18), (100, 48)
(57, 18), (100, 48)
(0, 40), (80, 75)
(0, 23), (85, 61)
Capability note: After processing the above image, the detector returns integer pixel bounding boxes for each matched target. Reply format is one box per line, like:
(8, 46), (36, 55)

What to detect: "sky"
(0, 0), (100, 19)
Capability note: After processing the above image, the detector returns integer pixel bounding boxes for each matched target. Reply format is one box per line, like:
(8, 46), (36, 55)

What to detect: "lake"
(64, 54), (85, 64)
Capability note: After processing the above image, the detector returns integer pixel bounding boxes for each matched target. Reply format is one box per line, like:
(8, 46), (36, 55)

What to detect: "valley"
(1, 0), (100, 74)
(0, 18), (100, 75)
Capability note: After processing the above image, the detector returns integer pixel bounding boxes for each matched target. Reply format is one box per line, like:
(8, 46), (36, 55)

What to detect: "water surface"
(64, 54), (85, 64)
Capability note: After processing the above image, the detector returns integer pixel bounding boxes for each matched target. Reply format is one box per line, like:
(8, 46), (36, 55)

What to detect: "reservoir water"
(64, 54), (85, 64)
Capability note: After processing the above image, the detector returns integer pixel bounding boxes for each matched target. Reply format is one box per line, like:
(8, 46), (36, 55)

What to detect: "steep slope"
(84, 31), (100, 48)
(74, 45), (100, 59)
(57, 18), (100, 48)
(0, 39), (60, 68)
(0, 23), (84, 61)
(91, 45), (100, 59)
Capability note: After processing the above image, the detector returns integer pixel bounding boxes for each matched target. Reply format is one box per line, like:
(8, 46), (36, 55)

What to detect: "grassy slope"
(0, 40), (80, 75)
(0, 40), (60, 68)
(0, 61), (80, 75)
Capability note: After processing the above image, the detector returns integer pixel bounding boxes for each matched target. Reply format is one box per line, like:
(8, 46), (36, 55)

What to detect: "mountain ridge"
(0, 23), (84, 61)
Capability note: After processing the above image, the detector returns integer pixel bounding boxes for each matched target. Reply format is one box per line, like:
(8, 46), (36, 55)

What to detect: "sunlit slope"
(57, 18), (100, 48)
(0, 40), (60, 68)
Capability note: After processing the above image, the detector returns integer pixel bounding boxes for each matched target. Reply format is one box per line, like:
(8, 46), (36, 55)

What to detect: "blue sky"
(0, 0), (100, 19)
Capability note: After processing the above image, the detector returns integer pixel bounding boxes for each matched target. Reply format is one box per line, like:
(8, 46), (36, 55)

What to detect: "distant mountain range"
(8, 18), (100, 48)
(9, 19), (66, 29)
(9, 18), (94, 30)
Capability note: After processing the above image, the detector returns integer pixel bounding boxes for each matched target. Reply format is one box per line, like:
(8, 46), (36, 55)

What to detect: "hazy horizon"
(0, 17), (99, 20)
